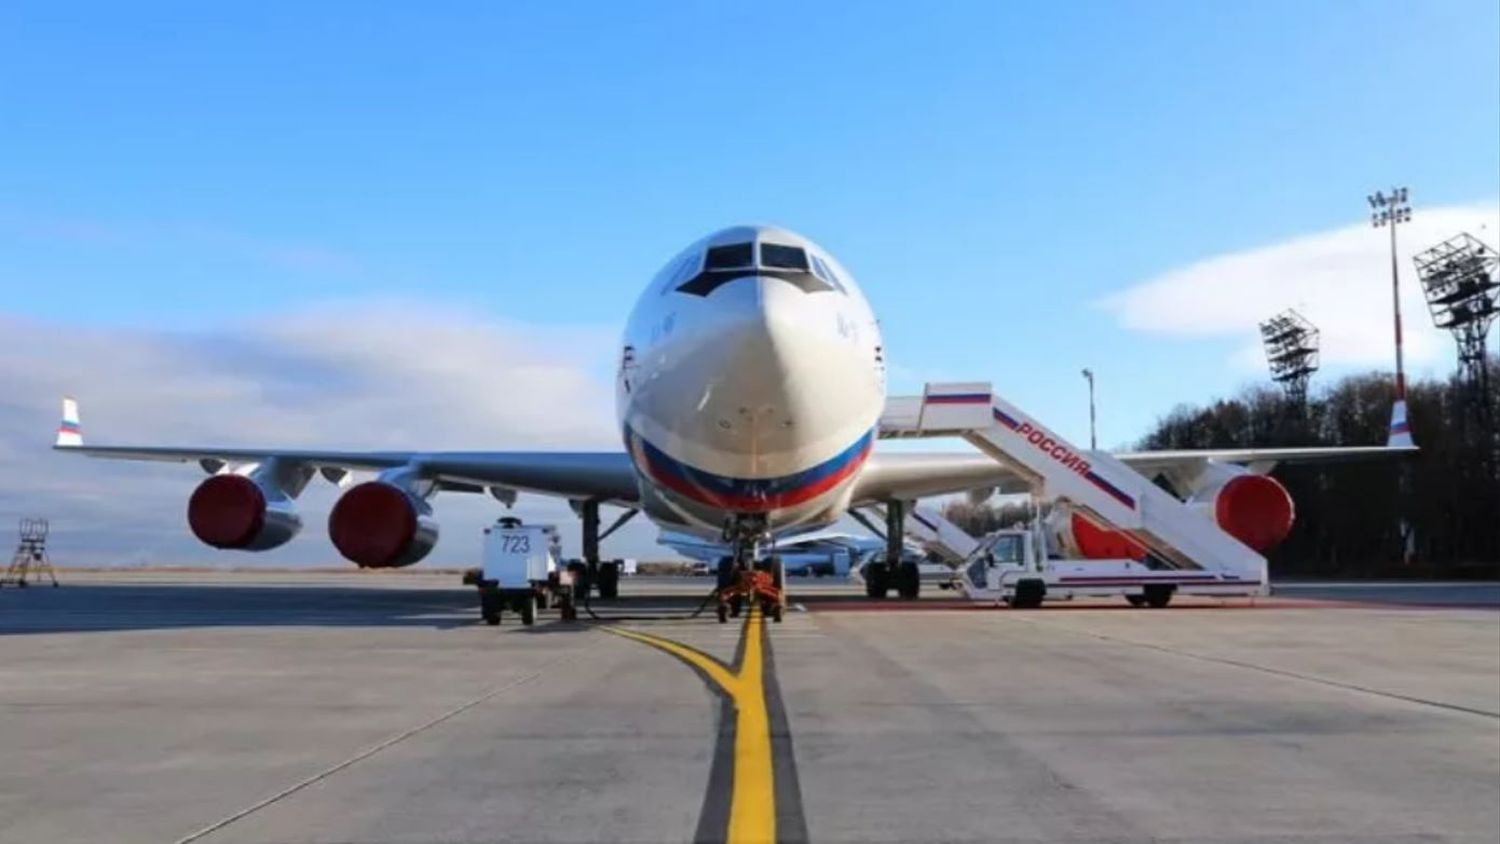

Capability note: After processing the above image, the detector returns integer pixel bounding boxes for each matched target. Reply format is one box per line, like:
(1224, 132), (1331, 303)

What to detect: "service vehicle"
(471, 517), (577, 626)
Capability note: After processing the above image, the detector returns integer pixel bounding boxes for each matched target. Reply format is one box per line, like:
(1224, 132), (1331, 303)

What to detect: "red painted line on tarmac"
(800, 597), (1497, 613)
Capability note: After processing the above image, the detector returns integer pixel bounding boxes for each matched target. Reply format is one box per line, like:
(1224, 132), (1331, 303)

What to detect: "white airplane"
(54, 224), (1413, 597)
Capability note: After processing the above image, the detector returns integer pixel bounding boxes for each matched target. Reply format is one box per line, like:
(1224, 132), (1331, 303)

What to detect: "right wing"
(54, 399), (639, 503)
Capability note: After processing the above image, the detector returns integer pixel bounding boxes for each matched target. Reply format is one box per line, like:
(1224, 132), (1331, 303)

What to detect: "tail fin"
(1386, 399), (1414, 448)
(55, 396), (82, 448)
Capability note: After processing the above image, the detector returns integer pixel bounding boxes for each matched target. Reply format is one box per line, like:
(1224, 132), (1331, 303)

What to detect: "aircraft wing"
(851, 445), (1417, 503)
(57, 443), (641, 502)
(851, 452), (1023, 503)
(52, 395), (640, 503)
(1113, 445), (1419, 476)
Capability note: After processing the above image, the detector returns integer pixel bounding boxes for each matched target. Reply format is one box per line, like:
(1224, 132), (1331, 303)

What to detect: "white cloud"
(0, 304), (671, 566)
(1096, 201), (1500, 373)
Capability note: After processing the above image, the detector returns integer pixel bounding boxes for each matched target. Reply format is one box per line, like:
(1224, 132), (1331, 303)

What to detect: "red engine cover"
(1069, 513), (1148, 560)
(328, 482), (418, 568)
(1215, 474), (1295, 552)
(187, 475), (267, 549)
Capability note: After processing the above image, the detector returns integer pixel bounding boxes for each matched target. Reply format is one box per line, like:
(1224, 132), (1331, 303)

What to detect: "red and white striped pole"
(1369, 187), (1414, 447)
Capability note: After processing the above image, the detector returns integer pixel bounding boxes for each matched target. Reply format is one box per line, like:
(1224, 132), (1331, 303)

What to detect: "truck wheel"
(480, 587), (502, 625)
(1143, 585), (1174, 608)
(1126, 594), (1148, 608)
(597, 561), (620, 600)
(1011, 579), (1046, 609)
(521, 598), (536, 626)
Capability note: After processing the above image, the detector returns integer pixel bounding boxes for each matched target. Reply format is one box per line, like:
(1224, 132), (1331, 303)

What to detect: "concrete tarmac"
(2, 572), (1496, 844)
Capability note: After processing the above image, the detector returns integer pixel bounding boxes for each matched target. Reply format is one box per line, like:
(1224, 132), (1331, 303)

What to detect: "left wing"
(851, 452), (1022, 503)
(851, 446), (1416, 504)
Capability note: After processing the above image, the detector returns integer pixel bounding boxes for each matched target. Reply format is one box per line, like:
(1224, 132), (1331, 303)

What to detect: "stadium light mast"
(1259, 309), (1320, 410)
(1081, 368), (1097, 450)
(1368, 187), (1415, 446)
(1413, 232), (1499, 430)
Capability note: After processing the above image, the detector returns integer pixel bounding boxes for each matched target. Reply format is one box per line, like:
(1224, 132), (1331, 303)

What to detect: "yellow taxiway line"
(607, 608), (775, 844)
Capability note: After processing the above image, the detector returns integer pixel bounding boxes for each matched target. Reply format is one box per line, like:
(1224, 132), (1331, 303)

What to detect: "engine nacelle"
(187, 474), (302, 551)
(1187, 470), (1295, 553)
(328, 480), (439, 568)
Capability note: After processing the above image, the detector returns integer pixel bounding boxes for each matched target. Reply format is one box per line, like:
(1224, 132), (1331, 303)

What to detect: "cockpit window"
(704, 242), (754, 270)
(811, 254), (846, 292)
(658, 252), (700, 294)
(676, 239), (839, 297)
(760, 243), (809, 271)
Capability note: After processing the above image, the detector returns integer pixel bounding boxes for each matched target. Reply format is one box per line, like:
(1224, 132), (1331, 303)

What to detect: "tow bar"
(717, 569), (784, 624)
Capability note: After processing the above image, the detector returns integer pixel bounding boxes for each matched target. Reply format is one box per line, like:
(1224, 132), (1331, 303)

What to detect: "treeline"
(1141, 356), (1500, 577)
(943, 356), (1499, 578)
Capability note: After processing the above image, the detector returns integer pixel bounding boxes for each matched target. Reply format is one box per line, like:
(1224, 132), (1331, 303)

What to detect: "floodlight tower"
(1259, 309), (1320, 409)
(1368, 186), (1414, 446)
(1414, 232), (1499, 427)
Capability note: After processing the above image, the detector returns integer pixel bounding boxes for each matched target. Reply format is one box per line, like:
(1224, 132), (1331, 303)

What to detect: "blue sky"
(1, 2), (1497, 562)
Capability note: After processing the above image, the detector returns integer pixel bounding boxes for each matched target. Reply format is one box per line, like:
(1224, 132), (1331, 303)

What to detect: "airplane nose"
(658, 277), (856, 464)
(696, 276), (834, 383)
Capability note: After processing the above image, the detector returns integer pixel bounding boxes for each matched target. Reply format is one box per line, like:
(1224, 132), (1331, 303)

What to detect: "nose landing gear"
(714, 515), (786, 623)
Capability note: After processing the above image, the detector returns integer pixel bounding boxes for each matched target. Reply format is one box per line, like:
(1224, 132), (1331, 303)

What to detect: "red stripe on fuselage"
(644, 441), (872, 513)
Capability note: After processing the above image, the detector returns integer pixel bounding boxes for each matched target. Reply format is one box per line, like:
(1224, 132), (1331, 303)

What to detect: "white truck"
(959, 520), (1264, 609)
(471, 517), (577, 626)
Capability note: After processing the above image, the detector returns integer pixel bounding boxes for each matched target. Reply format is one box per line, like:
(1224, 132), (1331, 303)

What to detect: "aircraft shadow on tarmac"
(0, 583), (639, 635)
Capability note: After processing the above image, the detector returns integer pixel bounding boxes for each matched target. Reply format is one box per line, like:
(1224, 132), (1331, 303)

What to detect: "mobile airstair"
(880, 383), (1267, 607)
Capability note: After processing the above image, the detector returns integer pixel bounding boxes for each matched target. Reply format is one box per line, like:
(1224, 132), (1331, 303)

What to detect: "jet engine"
(1186, 469), (1295, 553)
(187, 473), (302, 551)
(328, 477), (438, 568)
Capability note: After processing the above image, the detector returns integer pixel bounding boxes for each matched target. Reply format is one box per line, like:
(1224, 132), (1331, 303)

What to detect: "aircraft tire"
(864, 562), (890, 599)
(597, 561), (620, 600)
(895, 561), (921, 599)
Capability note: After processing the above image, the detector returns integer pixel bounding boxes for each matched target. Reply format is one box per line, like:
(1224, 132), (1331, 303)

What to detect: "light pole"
(1368, 187), (1413, 407)
(1081, 368), (1097, 450)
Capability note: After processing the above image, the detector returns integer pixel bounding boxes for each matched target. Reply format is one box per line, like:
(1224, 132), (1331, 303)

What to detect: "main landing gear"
(864, 500), (921, 600)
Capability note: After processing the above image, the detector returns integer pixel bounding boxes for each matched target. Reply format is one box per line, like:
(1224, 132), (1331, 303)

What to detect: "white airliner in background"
(54, 225), (1410, 596)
